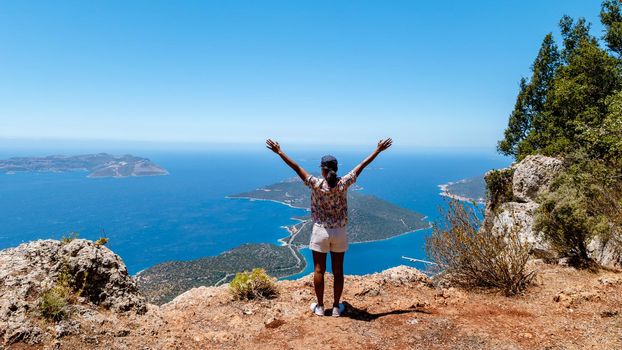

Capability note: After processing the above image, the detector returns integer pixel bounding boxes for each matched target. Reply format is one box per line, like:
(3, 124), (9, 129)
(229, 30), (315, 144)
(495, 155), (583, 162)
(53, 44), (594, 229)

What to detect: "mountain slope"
(2, 240), (622, 349)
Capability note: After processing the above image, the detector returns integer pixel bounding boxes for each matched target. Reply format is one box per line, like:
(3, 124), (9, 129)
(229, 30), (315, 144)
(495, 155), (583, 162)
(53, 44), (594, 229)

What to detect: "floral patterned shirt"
(304, 171), (357, 229)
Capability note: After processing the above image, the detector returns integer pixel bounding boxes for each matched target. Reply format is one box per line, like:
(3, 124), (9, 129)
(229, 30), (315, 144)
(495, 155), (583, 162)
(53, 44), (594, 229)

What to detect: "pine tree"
(530, 34), (561, 114)
(500, 12), (621, 160)
(601, 0), (622, 56)
(497, 34), (560, 158)
(498, 78), (529, 157)
(559, 16), (592, 62)
(544, 30), (621, 155)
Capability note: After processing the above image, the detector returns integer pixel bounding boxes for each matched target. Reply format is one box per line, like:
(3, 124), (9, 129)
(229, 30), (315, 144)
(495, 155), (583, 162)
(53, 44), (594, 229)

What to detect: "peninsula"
(0, 153), (168, 178)
(137, 178), (430, 304)
(438, 175), (486, 203)
(230, 177), (430, 244)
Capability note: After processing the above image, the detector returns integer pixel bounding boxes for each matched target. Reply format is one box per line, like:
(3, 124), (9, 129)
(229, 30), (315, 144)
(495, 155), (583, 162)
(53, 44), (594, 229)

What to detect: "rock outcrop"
(489, 201), (544, 248)
(511, 155), (564, 203)
(484, 154), (622, 267)
(0, 239), (146, 345)
(484, 155), (563, 256)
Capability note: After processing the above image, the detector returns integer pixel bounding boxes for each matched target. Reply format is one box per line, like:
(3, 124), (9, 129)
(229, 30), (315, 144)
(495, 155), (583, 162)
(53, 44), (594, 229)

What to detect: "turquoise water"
(0, 150), (510, 275)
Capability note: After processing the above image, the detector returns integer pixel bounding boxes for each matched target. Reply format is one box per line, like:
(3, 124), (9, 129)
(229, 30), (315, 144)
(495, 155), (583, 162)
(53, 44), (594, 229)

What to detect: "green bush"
(580, 91), (622, 169)
(535, 157), (621, 267)
(38, 264), (73, 322)
(39, 286), (71, 322)
(229, 268), (278, 300)
(426, 199), (535, 296)
(485, 168), (515, 211)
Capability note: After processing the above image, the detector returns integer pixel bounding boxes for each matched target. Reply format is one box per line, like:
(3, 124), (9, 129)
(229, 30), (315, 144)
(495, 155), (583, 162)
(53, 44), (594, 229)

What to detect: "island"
(438, 175), (486, 203)
(0, 153), (168, 178)
(137, 177), (430, 304)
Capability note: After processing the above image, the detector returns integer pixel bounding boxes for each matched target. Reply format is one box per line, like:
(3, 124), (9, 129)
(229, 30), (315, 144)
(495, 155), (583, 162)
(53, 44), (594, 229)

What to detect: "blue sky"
(0, 0), (605, 151)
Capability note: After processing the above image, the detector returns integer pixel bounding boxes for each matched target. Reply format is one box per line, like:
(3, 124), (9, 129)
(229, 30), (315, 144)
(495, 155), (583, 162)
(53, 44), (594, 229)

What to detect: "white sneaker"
(310, 302), (324, 316)
(332, 303), (345, 317)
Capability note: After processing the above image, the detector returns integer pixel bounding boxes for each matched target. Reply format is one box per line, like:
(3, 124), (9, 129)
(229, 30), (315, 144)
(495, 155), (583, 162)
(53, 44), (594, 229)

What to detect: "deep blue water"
(0, 150), (510, 275)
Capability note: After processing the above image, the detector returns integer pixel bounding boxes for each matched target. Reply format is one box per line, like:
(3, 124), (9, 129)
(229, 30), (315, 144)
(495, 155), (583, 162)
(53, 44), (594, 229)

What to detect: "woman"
(266, 138), (393, 317)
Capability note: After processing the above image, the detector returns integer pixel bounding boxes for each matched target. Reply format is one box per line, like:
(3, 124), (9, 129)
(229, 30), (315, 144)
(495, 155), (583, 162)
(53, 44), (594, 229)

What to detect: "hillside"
(137, 243), (304, 305)
(2, 239), (621, 349)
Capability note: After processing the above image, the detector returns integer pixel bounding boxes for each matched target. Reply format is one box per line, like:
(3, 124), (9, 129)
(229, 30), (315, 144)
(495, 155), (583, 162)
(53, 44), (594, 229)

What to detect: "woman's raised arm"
(266, 139), (310, 182)
(351, 138), (392, 177)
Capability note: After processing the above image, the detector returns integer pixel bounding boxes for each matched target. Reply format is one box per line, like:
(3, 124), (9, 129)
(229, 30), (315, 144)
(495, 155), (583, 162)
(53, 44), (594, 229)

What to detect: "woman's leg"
(330, 251), (345, 307)
(312, 250), (327, 306)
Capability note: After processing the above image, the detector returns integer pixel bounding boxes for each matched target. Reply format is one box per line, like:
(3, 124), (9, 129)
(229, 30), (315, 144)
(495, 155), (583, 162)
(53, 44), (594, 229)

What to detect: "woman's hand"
(266, 139), (281, 154)
(266, 139), (310, 182)
(352, 137), (393, 177)
(377, 138), (393, 152)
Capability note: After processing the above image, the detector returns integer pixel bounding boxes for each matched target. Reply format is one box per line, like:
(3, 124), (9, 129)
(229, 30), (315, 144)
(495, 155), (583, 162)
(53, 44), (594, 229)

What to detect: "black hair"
(321, 155), (339, 188)
(326, 168), (338, 188)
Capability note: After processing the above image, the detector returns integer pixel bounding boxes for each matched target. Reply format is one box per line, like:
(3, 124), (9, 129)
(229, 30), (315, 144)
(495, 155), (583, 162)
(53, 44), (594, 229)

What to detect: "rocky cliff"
(0, 239), (146, 345)
(483, 155), (622, 268)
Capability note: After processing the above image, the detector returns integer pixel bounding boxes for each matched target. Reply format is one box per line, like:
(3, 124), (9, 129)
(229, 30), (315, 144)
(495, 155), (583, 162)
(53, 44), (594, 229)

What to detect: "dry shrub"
(60, 231), (79, 244)
(229, 268), (278, 300)
(426, 199), (535, 296)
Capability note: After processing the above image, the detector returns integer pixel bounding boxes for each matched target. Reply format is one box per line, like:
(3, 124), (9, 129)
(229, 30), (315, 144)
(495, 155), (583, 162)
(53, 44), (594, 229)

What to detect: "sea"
(0, 149), (510, 277)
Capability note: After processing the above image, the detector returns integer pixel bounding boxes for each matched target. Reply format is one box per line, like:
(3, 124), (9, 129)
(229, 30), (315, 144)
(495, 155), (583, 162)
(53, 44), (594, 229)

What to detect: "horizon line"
(0, 136), (501, 151)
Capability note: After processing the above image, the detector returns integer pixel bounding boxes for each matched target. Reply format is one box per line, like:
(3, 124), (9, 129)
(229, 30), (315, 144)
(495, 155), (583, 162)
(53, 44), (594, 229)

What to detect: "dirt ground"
(6, 263), (622, 350)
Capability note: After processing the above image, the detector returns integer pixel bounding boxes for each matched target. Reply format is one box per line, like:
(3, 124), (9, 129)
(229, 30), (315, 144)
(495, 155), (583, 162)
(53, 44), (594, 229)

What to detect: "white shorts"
(309, 223), (348, 253)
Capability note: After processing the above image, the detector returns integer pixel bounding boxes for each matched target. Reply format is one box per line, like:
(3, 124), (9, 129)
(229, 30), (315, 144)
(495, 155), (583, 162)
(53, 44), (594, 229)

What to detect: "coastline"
(348, 223), (432, 245)
(225, 195), (309, 211)
(277, 217), (308, 247)
(87, 171), (169, 179)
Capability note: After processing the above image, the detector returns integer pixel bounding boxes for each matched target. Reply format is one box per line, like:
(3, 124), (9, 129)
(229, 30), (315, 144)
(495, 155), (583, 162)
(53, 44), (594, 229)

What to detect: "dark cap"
(320, 155), (338, 171)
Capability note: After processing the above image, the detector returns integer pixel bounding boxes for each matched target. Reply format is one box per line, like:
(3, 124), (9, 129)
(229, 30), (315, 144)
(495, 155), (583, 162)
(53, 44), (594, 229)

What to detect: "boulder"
(512, 155), (563, 202)
(587, 234), (622, 268)
(0, 239), (146, 345)
(377, 265), (434, 287)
